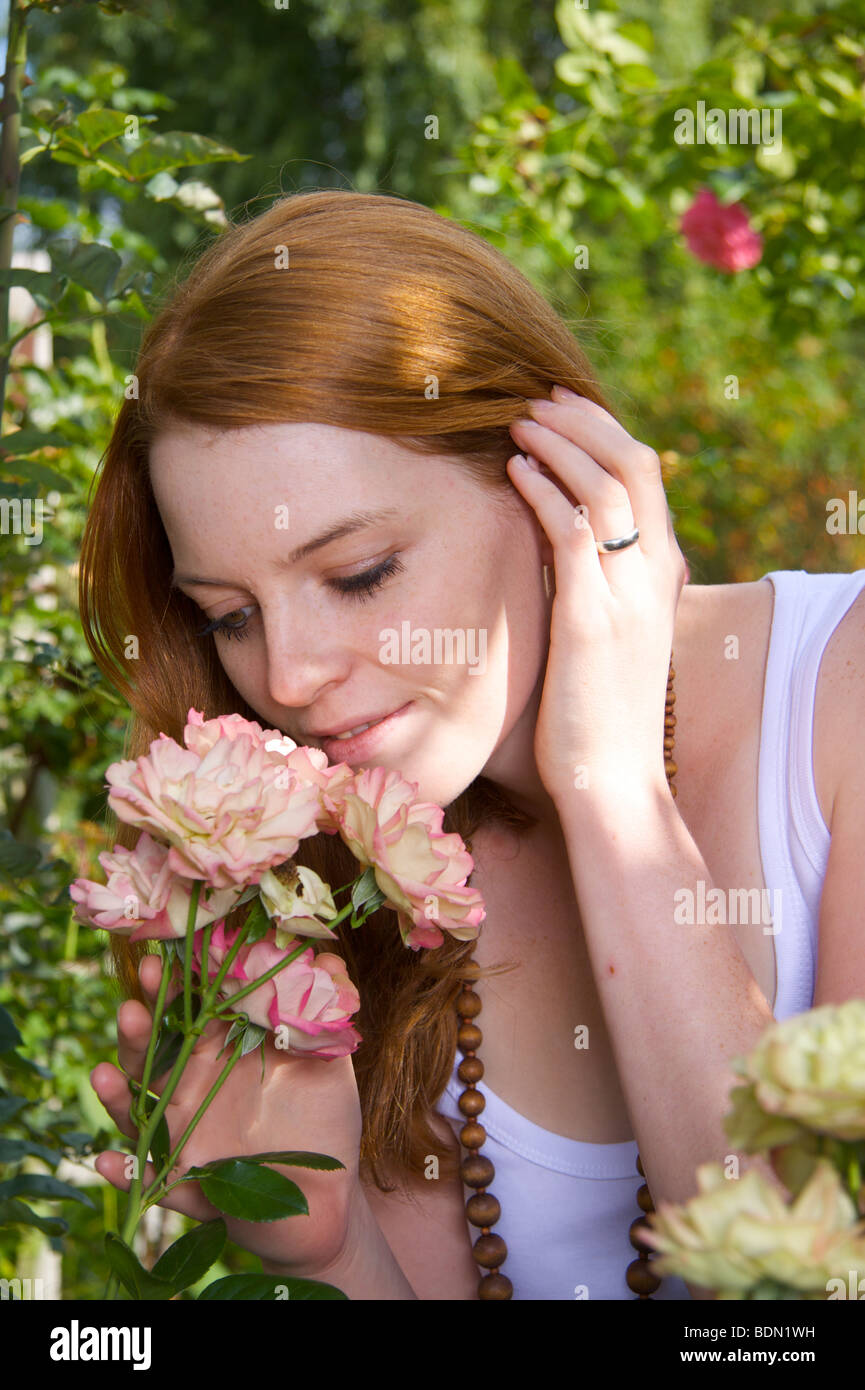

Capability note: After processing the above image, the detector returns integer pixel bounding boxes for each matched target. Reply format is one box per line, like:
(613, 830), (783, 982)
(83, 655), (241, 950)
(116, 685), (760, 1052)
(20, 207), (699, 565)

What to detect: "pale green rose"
(725, 999), (865, 1146)
(259, 863), (339, 941)
(642, 1158), (865, 1297)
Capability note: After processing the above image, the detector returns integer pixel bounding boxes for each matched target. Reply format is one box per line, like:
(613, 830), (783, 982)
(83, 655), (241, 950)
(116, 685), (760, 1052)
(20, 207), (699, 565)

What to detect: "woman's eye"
(195, 605), (256, 642)
(328, 554), (404, 602)
(194, 555), (404, 641)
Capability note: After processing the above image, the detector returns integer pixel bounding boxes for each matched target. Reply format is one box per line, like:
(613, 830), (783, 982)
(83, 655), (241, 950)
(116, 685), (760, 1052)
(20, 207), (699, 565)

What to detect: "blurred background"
(1, 0), (864, 1297)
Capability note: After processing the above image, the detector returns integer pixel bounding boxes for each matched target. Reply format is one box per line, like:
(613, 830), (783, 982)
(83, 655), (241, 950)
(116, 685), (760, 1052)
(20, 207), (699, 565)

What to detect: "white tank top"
(434, 568), (865, 1300)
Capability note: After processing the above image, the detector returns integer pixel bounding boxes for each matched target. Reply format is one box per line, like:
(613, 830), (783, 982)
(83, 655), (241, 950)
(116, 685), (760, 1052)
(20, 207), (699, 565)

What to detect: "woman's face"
(149, 421), (552, 810)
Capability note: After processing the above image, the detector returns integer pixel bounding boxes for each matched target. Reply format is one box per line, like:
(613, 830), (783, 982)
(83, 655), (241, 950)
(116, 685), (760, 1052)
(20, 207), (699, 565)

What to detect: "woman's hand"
(507, 386), (687, 808)
(90, 952), (365, 1277)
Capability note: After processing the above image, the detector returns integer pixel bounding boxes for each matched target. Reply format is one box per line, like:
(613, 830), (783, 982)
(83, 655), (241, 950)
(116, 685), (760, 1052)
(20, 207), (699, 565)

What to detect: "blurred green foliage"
(1, 0), (863, 1297)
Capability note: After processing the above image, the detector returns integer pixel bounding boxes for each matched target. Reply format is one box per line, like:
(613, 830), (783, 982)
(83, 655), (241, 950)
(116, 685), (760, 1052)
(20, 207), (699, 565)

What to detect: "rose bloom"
(680, 187), (763, 272)
(642, 1158), (865, 1298)
(726, 999), (865, 1146)
(335, 765), (485, 949)
(69, 831), (241, 941)
(258, 863), (340, 941)
(105, 711), (323, 889)
(260, 734), (357, 834)
(193, 921), (361, 1059)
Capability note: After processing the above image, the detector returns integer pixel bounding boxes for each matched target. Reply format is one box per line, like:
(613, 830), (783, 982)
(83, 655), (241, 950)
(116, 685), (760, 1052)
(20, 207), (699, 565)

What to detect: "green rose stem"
(847, 1150), (863, 1211)
(106, 875), (381, 1294)
(182, 880), (202, 1032)
(139, 1035), (245, 1208)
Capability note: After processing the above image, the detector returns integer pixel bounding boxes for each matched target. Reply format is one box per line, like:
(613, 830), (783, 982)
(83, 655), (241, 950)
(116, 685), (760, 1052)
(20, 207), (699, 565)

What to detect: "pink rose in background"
(680, 188), (763, 272)
(69, 831), (242, 940)
(105, 719), (322, 889)
(336, 765), (486, 950)
(192, 922), (361, 1058)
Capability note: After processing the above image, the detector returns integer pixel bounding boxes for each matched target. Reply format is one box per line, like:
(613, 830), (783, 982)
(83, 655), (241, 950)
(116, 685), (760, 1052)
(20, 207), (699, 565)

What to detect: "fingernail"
(552, 385), (581, 400)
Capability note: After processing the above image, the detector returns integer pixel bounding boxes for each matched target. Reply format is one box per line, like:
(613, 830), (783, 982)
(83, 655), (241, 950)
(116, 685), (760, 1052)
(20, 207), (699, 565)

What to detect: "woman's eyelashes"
(194, 553), (405, 642)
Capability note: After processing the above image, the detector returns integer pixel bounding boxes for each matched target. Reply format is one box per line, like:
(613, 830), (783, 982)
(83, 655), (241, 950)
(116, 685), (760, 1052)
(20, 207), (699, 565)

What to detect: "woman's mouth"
(317, 703), (414, 761)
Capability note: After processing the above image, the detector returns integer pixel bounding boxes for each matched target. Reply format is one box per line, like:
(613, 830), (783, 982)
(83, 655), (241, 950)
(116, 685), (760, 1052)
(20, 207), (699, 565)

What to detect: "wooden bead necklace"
(455, 654), (678, 1299)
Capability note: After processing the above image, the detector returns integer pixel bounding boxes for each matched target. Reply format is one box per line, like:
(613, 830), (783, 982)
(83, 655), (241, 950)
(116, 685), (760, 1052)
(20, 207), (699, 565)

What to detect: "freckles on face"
(148, 420), (549, 805)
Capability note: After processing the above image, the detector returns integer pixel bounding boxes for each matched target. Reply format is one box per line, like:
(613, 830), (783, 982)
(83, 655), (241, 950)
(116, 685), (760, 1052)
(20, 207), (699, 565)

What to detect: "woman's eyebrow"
(170, 507), (402, 588)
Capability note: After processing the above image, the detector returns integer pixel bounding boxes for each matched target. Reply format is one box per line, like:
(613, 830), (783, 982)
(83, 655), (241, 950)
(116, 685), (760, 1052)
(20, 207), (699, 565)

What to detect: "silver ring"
(596, 526), (640, 554)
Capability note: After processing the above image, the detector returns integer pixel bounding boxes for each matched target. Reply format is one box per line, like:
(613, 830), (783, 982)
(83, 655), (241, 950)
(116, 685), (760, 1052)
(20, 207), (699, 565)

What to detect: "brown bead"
(457, 1088), (485, 1118)
(625, 1257), (662, 1296)
(457, 1022), (482, 1052)
(466, 1192), (501, 1227)
(629, 1216), (656, 1254)
(456, 988), (482, 1018)
(458, 1056), (484, 1084)
(636, 1182), (655, 1214)
(460, 1154), (495, 1188)
(460, 1121), (487, 1149)
(473, 1233), (508, 1269)
(664, 759), (677, 776)
(478, 1271), (513, 1300)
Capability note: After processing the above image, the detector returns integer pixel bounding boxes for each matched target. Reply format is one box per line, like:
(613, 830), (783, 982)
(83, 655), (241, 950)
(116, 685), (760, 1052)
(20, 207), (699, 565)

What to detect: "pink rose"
(336, 766), (485, 949)
(268, 948), (361, 1058)
(193, 922), (361, 1059)
(183, 708), (286, 757)
(260, 735), (357, 834)
(680, 188), (763, 272)
(105, 720), (322, 890)
(69, 832), (241, 941)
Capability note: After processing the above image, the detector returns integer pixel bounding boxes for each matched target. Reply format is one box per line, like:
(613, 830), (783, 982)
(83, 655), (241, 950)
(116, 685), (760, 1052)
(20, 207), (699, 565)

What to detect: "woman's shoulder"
(673, 575), (775, 752)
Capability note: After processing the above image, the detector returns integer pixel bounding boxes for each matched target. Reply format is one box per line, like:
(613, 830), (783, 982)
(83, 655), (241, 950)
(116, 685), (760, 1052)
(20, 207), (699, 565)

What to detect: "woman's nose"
(262, 616), (347, 713)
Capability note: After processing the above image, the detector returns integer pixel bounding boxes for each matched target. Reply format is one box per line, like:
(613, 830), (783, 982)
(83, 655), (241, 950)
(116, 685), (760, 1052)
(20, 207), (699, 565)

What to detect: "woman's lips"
(318, 702), (413, 761)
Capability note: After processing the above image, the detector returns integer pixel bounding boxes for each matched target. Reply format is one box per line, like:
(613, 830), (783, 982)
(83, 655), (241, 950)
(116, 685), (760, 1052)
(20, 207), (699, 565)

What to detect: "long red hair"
(78, 189), (615, 1189)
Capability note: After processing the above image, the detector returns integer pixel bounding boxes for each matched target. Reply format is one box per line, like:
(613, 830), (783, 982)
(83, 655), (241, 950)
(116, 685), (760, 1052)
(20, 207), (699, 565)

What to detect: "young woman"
(82, 189), (865, 1301)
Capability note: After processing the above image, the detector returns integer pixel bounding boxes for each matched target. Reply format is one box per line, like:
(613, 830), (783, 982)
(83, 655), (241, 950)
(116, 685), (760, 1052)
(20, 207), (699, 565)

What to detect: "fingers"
(512, 390), (671, 556)
(139, 949), (183, 1007)
(90, 1061), (140, 1142)
(93, 1150), (217, 1223)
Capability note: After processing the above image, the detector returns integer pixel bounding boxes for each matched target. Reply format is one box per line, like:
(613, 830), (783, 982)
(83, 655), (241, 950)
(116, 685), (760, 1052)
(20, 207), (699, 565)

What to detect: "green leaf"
(0, 1198), (68, 1236)
(149, 1110), (171, 1175)
(71, 109), (132, 152)
(151, 1218), (226, 1292)
(241, 895), (271, 944)
(46, 237), (123, 301)
(104, 1232), (175, 1300)
(150, 1026), (183, 1079)
(183, 1159), (309, 1222)
(0, 458), (72, 491)
(0, 1137), (60, 1166)
(200, 1149), (345, 1172)
(126, 131), (249, 178)
(0, 1174), (95, 1208)
(0, 1095), (29, 1123)
(0, 428), (69, 456)
(350, 866), (381, 912)
(618, 63), (658, 89)
(0, 832), (43, 879)
(240, 1022), (268, 1056)
(198, 1273), (348, 1300)
(0, 268), (64, 297)
(0, 1005), (23, 1053)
